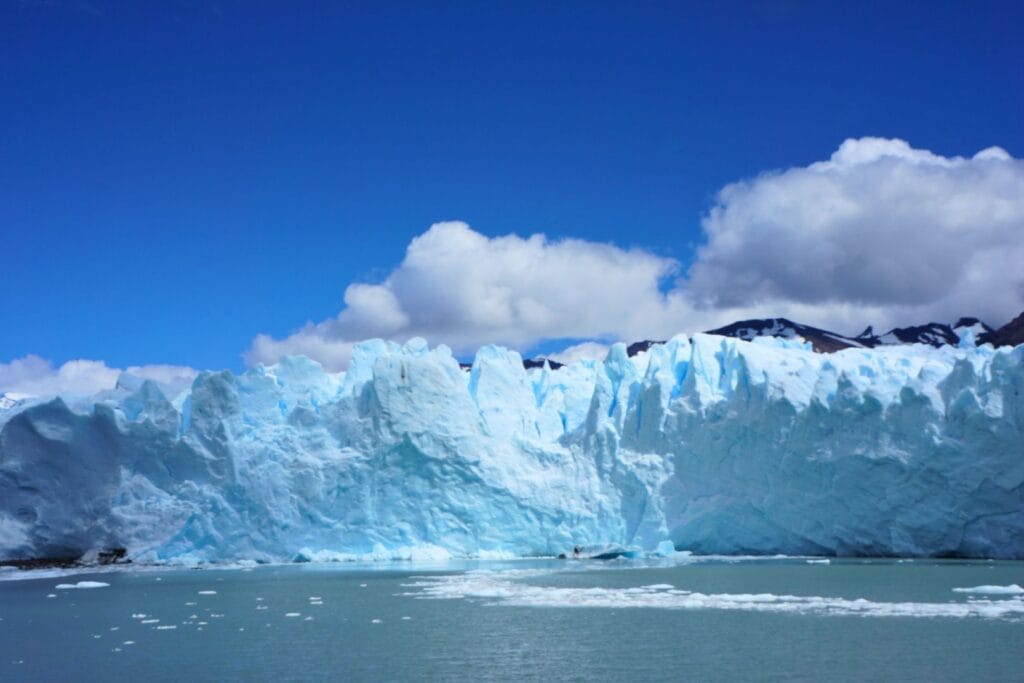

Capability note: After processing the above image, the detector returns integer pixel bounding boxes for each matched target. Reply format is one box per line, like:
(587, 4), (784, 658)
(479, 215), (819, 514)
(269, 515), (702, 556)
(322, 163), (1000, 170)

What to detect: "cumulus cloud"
(0, 355), (197, 398)
(547, 341), (611, 366)
(687, 137), (1024, 328)
(246, 221), (685, 369)
(249, 138), (1024, 369)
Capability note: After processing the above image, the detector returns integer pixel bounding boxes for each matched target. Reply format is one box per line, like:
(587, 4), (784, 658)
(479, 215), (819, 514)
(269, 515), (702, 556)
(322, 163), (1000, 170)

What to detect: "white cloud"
(686, 137), (1024, 329)
(547, 342), (610, 365)
(0, 355), (197, 399)
(246, 221), (685, 370)
(249, 139), (1024, 369)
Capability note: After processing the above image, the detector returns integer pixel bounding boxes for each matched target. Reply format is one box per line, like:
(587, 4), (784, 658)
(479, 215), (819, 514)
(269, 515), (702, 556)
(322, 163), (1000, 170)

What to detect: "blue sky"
(3, 1), (1023, 379)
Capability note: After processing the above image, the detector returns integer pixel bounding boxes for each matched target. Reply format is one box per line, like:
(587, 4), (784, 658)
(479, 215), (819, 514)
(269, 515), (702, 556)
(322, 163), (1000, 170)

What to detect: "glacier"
(0, 333), (1022, 563)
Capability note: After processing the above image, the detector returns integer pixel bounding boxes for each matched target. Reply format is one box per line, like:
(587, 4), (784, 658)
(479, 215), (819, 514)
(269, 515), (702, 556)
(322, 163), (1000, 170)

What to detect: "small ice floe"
(123, 641), (134, 646)
(360, 583), (367, 588)
(93, 635), (101, 639)
(46, 593), (57, 598)
(308, 596), (321, 601)
(110, 627), (119, 631)
(197, 590), (217, 595)
(141, 619), (159, 624)
(156, 625), (177, 630)
(309, 601), (323, 606)
(285, 612), (301, 618)
(131, 613), (147, 619)
(55, 581), (109, 590)
(185, 601), (197, 606)
(256, 605), (268, 611)
(304, 616), (313, 621)
(197, 621), (208, 626)
(952, 584), (1024, 595)
(401, 616), (412, 620)
(371, 618), (382, 624)
(806, 559), (831, 565)
(112, 648), (122, 653)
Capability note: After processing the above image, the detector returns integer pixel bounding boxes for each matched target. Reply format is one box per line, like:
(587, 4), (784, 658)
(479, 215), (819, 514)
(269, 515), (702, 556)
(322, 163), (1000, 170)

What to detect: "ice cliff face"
(1, 334), (1022, 562)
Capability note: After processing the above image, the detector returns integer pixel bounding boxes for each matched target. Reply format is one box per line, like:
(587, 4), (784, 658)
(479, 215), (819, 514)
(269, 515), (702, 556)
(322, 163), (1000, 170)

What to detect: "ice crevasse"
(0, 333), (1021, 563)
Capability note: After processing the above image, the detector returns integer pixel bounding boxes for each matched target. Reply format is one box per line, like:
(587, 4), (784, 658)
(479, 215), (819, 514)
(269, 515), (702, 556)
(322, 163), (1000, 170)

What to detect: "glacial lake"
(1, 557), (1022, 681)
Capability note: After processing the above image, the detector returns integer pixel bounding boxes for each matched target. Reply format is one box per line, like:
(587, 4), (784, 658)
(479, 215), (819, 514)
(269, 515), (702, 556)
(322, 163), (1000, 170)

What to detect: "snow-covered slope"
(1, 334), (1022, 563)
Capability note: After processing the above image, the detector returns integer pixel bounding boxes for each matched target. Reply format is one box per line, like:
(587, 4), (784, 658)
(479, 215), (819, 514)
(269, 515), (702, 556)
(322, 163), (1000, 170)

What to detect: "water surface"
(1, 557), (1022, 681)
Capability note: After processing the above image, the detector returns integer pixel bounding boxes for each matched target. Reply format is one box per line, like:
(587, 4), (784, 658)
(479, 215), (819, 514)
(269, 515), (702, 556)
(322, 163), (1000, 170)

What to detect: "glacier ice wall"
(1, 334), (1022, 562)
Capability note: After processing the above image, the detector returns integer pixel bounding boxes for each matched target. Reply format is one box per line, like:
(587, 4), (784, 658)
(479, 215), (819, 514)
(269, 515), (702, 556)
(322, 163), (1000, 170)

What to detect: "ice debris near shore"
(0, 333), (1022, 562)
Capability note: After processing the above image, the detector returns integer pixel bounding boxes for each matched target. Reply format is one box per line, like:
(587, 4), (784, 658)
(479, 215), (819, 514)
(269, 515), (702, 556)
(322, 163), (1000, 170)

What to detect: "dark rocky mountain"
(623, 311), (1022, 358)
(451, 311), (1023, 368)
(706, 318), (865, 353)
(979, 311), (1024, 347)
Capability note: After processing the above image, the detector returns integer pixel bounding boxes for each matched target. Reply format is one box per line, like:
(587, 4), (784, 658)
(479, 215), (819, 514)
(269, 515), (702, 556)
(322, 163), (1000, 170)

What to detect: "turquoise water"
(1, 558), (1023, 681)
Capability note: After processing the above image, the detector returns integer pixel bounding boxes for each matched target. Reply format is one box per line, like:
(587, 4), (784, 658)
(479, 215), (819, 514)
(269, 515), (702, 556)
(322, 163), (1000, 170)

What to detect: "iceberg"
(1, 334), (1022, 563)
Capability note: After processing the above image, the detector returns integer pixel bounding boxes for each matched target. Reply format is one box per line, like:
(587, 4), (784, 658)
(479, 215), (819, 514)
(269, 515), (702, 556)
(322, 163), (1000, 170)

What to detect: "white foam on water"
(806, 559), (831, 565)
(131, 613), (146, 619)
(404, 570), (1024, 621)
(55, 581), (109, 589)
(952, 584), (1024, 595)
(156, 625), (177, 630)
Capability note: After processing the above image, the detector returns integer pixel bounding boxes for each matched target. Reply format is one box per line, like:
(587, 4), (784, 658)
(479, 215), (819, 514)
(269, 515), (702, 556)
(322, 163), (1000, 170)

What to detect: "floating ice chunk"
(156, 625), (177, 630)
(131, 613), (147, 619)
(141, 619), (159, 624)
(655, 541), (676, 557)
(285, 612), (300, 617)
(304, 616), (313, 621)
(123, 641), (134, 645)
(55, 581), (109, 589)
(401, 616), (412, 620)
(806, 559), (831, 564)
(197, 590), (217, 595)
(371, 618), (382, 624)
(952, 584), (1024, 595)
(46, 593), (57, 598)
(360, 584), (367, 588)
(406, 570), (1024, 620)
